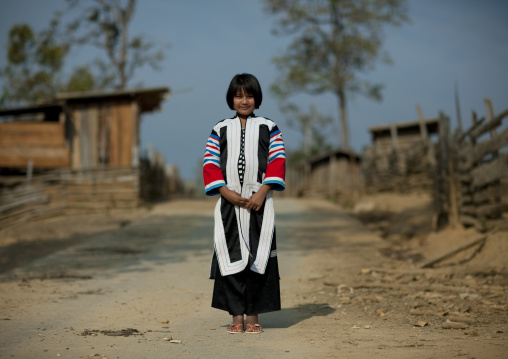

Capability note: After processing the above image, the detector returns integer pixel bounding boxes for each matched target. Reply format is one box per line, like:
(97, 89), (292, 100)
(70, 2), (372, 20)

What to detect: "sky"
(1, 0), (507, 181)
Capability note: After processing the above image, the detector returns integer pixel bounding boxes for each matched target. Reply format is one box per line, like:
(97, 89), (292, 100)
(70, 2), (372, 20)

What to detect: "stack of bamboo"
(0, 167), (140, 229)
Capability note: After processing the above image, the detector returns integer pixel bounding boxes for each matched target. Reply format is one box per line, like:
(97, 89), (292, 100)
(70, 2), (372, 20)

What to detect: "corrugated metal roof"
(0, 86), (170, 116)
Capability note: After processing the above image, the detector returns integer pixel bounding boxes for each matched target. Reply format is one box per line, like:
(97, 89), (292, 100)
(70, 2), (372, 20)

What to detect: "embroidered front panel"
(203, 115), (286, 276)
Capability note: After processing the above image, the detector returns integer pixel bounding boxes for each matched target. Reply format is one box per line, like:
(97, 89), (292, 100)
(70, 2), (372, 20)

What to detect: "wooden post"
(80, 107), (90, 169)
(438, 112), (450, 216)
(389, 123), (398, 153)
(329, 154), (336, 198)
(471, 110), (478, 127)
(71, 107), (81, 169)
(416, 104), (435, 165)
(454, 82), (463, 131)
(484, 99), (495, 130)
(99, 104), (109, 165)
(389, 123), (399, 175)
(448, 140), (461, 229)
(416, 104), (429, 142)
(484, 98), (501, 206)
(131, 101), (140, 168)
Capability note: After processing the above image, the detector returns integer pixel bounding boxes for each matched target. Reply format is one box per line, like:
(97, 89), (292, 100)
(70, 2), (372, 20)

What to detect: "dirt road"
(0, 198), (506, 358)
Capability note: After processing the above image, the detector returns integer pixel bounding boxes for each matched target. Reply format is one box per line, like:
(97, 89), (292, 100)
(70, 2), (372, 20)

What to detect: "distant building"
(0, 87), (172, 228)
(288, 148), (362, 199)
(363, 115), (440, 192)
(0, 87), (169, 170)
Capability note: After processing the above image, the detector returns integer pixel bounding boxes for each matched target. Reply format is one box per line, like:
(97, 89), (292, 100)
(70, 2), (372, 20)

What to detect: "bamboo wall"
(362, 140), (436, 193)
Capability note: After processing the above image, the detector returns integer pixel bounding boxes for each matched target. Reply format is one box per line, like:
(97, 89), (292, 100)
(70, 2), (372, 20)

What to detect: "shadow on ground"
(0, 215), (214, 281)
(262, 303), (335, 329)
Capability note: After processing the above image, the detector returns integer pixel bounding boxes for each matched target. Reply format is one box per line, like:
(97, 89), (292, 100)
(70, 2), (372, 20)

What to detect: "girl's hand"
(246, 184), (272, 212)
(219, 187), (249, 207)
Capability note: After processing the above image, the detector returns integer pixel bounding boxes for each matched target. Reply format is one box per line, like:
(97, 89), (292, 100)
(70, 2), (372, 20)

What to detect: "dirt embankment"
(350, 192), (508, 273)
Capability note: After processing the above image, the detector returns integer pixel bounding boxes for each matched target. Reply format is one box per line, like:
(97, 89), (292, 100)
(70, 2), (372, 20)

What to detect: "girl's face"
(233, 89), (255, 119)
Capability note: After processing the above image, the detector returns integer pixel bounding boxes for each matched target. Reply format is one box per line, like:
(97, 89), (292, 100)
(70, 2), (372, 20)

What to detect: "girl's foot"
(245, 314), (263, 333)
(227, 314), (244, 334)
(227, 323), (244, 333)
(245, 323), (263, 333)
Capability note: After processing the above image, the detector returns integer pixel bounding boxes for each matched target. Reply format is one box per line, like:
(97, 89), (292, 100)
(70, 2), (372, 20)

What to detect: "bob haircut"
(226, 73), (263, 110)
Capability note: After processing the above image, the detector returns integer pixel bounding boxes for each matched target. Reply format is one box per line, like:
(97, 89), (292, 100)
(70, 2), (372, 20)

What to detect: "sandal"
(245, 323), (263, 334)
(227, 323), (244, 334)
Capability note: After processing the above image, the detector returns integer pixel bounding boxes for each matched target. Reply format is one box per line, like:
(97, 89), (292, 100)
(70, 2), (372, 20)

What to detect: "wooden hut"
(368, 117), (439, 169)
(0, 87), (169, 170)
(288, 148), (362, 199)
(362, 111), (440, 193)
(0, 87), (170, 227)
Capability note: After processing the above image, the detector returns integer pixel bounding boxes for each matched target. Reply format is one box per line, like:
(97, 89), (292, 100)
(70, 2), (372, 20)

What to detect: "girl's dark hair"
(226, 73), (263, 110)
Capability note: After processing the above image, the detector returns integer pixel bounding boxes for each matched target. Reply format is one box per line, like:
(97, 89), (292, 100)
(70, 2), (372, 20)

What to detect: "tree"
(263, 0), (410, 149)
(280, 102), (334, 165)
(0, 23), (69, 105)
(63, 0), (165, 90)
(0, 0), (165, 106)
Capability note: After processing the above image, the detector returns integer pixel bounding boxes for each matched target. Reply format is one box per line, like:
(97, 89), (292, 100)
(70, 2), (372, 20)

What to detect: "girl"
(203, 73), (286, 334)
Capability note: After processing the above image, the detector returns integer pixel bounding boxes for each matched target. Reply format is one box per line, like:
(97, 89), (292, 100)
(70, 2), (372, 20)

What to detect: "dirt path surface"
(0, 198), (506, 358)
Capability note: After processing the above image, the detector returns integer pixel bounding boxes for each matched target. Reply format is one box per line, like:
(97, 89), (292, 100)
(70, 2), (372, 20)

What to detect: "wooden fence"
(455, 99), (508, 230)
(139, 145), (184, 201)
(439, 99), (508, 231)
(359, 98), (507, 233)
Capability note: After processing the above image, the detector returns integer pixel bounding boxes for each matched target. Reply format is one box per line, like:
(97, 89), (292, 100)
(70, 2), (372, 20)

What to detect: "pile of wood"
(0, 167), (139, 229)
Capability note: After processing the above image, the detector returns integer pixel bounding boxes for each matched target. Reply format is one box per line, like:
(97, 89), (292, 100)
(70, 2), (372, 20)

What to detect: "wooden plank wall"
(301, 156), (362, 198)
(0, 122), (70, 168)
(108, 101), (135, 167)
(70, 100), (137, 169)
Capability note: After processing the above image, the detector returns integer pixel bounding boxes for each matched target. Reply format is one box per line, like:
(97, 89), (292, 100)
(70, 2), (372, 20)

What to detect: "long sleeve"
(203, 129), (226, 196)
(263, 125), (286, 191)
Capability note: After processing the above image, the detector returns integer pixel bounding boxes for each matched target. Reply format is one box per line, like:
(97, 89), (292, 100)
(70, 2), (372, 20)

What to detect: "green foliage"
(7, 24), (35, 64)
(0, 0), (166, 106)
(66, 66), (96, 92)
(264, 0), (410, 148)
(0, 23), (69, 106)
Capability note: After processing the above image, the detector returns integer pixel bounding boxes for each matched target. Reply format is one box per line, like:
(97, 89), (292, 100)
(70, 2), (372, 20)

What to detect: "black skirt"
(210, 236), (281, 316)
